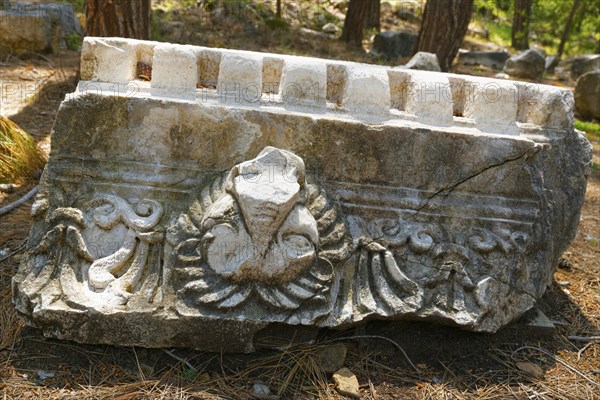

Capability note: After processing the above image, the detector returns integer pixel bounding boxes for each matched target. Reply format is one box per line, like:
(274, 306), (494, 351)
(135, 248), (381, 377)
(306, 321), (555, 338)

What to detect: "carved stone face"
(201, 147), (319, 284)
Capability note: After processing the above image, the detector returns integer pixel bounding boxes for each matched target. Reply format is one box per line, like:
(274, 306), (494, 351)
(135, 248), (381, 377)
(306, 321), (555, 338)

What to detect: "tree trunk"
(555, 0), (581, 61)
(85, 0), (152, 40)
(276, 0), (282, 19)
(548, 0), (581, 70)
(415, 0), (474, 72)
(511, 0), (532, 50)
(341, 0), (370, 46)
(365, 0), (381, 31)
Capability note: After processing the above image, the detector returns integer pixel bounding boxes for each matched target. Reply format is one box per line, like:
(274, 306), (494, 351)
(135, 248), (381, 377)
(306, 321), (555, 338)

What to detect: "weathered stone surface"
(0, 1), (82, 54)
(504, 49), (546, 81)
(0, 10), (53, 54)
(457, 50), (509, 69)
(402, 51), (441, 71)
(333, 368), (360, 398)
(570, 54), (600, 79)
(322, 22), (339, 34)
(13, 38), (592, 352)
(372, 30), (417, 59)
(575, 71), (600, 120)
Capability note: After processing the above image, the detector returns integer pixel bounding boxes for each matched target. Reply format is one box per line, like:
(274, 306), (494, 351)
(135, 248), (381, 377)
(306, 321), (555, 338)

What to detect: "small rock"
(516, 361), (544, 379)
(332, 368), (360, 399)
(252, 382), (273, 399)
(503, 49), (545, 81)
(404, 51), (441, 72)
(315, 343), (347, 373)
(322, 23), (339, 34)
(36, 370), (55, 380)
(495, 72), (510, 79)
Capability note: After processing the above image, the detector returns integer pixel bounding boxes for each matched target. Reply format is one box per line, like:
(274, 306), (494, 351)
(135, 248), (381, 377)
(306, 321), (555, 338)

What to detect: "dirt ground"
(1, 9), (599, 399)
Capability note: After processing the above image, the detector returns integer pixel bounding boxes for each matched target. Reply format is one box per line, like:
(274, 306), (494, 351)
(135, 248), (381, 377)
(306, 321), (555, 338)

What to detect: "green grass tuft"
(0, 117), (46, 184)
(575, 119), (600, 140)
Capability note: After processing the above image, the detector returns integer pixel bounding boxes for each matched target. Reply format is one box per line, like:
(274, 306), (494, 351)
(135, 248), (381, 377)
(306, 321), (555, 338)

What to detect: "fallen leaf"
(516, 361), (544, 379)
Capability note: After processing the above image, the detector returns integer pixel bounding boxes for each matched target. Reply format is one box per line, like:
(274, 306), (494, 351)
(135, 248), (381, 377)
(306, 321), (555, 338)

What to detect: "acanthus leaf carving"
(21, 195), (165, 309)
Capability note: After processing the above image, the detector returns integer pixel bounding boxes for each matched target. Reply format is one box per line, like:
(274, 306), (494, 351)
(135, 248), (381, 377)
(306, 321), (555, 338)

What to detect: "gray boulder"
(403, 51), (441, 71)
(571, 55), (600, 80)
(457, 50), (509, 69)
(504, 49), (545, 81)
(575, 71), (600, 120)
(372, 30), (417, 59)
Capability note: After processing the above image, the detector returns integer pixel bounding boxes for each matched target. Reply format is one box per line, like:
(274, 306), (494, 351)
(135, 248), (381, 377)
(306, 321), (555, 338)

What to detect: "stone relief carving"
(18, 147), (538, 330)
(19, 194), (165, 309)
(167, 147), (352, 321)
(350, 217), (534, 323)
(353, 238), (422, 316)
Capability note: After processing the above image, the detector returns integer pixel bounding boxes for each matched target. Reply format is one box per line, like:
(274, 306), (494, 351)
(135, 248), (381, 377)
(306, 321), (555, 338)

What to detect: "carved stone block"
(13, 38), (593, 351)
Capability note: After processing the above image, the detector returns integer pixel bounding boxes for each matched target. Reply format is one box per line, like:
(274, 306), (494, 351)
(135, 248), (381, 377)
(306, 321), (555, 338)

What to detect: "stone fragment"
(35, 371), (55, 381)
(372, 31), (418, 59)
(503, 49), (545, 81)
(403, 51), (441, 71)
(570, 54), (600, 79)
(322, 23), (339, 34)
(457, 50), (509, 69)
(0, 2), (82, 54)
(333, 368), (360, 398)
(315, 344), (347, 373)
(575, 71), (600, 121)
(0, 11), (52, 54)
(12, 38), (592, 352)
(252, 382), (272, 398)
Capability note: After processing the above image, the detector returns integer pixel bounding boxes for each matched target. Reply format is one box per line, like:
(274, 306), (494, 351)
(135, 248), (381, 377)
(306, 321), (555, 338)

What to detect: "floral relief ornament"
(168, 147), (351, 316)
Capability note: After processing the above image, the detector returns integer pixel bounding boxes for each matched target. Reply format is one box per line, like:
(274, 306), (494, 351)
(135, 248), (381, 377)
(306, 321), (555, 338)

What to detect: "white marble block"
(13, 38), (593, 352)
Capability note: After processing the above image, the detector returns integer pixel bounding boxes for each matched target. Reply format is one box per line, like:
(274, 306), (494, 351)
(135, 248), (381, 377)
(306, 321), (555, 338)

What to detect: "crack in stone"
(412, 146), (539, 217)
(395, 253), (538, 300)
